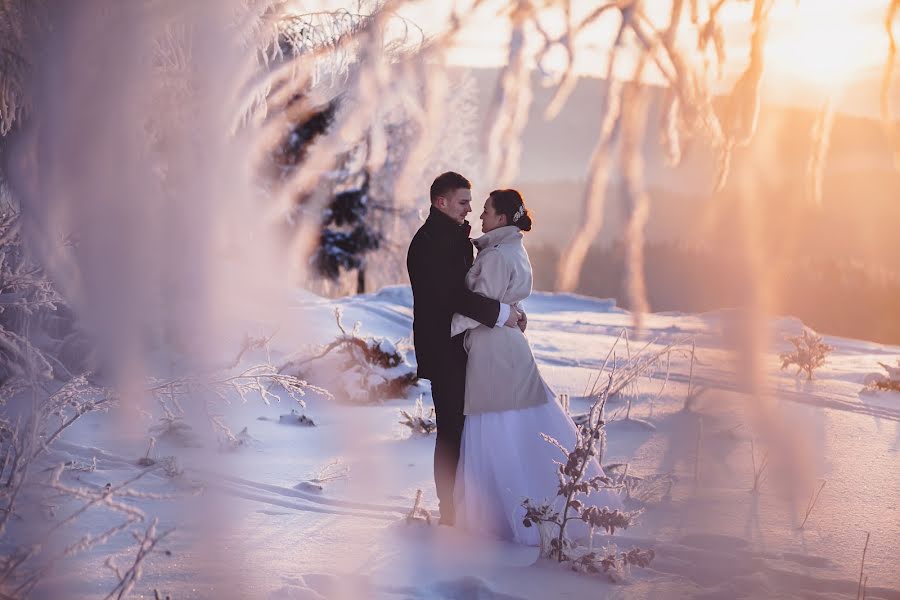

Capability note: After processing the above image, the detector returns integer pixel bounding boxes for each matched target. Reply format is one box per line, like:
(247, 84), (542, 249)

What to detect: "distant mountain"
(461, 67), (900, 275)
(466, 67), (899, 186)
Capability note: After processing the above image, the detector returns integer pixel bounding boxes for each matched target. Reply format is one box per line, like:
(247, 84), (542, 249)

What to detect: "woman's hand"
(504, 306), (523, 328)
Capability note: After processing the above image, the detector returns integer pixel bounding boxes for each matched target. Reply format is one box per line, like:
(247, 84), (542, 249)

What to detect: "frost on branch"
(779, 327), (833, 380)
(567, 542), (656, 582)
(398, 395), (436, 435)
(281, 308), (419, 404)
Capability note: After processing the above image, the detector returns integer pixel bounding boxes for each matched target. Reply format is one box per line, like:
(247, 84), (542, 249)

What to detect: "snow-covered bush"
(399, 396), (436, 435)
(862, 360), (900, 393)
(281, 308), (419, 404)
(279, 409), (316, 427)
(779, 328), (834, 380)
(0, 335), (319, 595)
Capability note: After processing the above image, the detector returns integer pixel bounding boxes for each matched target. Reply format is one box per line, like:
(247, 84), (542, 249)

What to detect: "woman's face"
(480, 196), (506, 233)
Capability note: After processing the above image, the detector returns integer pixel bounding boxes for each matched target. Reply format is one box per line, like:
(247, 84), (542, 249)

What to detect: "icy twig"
(103, 519), (174, 600)
(798, 479), (826, 530)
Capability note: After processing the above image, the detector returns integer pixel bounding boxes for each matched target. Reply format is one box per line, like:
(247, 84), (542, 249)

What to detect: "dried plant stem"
(798, 480), (826, 529)
(857, 531), (870, 600)
(650, 350), (672, 416)
(555, 376), (613, 562)
(694, 415), (703, 487)
(685, 339), (697, 410)
(750, 438), (770, 493)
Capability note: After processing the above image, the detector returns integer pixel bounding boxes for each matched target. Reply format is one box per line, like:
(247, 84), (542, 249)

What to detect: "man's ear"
(434, 196), (446, 210)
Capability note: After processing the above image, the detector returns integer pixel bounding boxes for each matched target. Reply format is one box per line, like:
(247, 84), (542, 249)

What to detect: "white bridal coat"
(451, 225), (551, 415)
(452, 225), (623, 545)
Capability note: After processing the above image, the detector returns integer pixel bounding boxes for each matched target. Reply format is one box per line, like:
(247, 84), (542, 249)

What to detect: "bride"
(450, 189), (622, 546)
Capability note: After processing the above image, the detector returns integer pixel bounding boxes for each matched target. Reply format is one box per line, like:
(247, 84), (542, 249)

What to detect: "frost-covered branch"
(103, 519), (174, 600)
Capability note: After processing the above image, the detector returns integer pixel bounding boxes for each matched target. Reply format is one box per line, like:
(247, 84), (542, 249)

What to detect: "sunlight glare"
(764, 5), (885, 89)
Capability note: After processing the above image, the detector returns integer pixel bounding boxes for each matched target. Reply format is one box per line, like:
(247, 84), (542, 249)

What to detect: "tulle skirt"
(455, 393), (623, 546)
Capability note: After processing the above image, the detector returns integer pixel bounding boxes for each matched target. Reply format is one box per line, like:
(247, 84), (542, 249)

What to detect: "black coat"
(407, 207), (500, 380)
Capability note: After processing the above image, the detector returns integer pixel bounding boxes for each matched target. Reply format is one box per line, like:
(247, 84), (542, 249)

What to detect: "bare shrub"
(522, 376), (653, 581)
(779, 328), (833, 380)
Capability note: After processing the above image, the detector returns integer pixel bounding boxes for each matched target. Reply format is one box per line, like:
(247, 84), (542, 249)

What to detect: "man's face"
(435, 187), (472, 225)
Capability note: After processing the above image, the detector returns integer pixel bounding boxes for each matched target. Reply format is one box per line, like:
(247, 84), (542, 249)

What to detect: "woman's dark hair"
(489, 189), (533, 232)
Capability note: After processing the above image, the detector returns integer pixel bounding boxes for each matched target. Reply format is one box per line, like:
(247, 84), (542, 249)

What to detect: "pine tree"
(312, 171), (381, 293)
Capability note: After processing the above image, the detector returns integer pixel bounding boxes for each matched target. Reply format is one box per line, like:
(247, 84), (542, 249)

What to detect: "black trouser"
(429, 335), (467, 522)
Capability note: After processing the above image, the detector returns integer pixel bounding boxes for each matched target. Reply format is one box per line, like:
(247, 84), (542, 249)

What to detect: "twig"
(694, 415), (703, 487)
(103, 519), (174, 600)
(857, 531), (870, 600)
(687, 340), (696, 402)
(750, 438), (770, 493)
(650, 350), (672, 416)
(798, 480), (826, 529)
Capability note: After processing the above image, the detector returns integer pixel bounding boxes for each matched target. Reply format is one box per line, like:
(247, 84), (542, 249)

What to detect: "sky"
(324, 0), (897, 116)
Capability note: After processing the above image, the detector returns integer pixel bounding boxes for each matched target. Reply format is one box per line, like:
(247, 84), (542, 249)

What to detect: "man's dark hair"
(430, 171), (471, 204)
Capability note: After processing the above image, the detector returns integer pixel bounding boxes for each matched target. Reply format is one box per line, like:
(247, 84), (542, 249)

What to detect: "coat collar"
(425, 206), (471, 239)
(473, 225), (522, 250)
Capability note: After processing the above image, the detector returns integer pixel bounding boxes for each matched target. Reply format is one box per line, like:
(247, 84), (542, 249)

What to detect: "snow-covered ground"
(11, 286), (900, 599)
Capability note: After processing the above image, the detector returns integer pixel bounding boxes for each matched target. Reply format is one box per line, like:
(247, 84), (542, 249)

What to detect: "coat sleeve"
(451, 249), (511, 336)
(407, 234), (500, 329)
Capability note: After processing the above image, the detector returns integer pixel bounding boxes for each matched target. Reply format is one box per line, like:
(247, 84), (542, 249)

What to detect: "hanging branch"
(805, 96), (836, 206)
(715, 0), (774, 192)
(620, 73), (652, 331)
(882, 0), (899, 168)
(484, 0), (536, 186)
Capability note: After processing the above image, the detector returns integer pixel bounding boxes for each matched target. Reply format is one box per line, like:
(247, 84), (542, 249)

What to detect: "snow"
(10, 288), (900, 599)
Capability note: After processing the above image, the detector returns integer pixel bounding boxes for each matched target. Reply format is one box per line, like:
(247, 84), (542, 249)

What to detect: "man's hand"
(517, 310), (527, 333)
(504, 306), (523, 328)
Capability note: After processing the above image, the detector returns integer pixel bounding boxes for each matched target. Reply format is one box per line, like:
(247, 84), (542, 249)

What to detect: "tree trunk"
(356, 267), (366, 295)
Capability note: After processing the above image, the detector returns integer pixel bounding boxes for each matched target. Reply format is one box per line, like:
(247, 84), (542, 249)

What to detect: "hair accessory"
(513, 205), (525, 222)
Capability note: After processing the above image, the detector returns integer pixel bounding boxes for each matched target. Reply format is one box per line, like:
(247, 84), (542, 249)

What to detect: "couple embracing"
(406, 172), (620, 545)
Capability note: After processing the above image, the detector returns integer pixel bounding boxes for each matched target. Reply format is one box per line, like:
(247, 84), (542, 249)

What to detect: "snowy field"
(11, 286), (900, 599)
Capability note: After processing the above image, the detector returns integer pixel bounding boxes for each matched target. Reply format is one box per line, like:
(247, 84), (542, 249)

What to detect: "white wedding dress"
(454, 389), (622, 546)
(452, 226), (622, 546)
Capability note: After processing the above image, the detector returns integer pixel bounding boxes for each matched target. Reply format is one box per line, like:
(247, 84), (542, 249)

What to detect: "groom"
(406, 171), (523, 525)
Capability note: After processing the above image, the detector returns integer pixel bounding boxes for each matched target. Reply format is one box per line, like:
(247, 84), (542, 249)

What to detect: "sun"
(763, 6), (886, 89)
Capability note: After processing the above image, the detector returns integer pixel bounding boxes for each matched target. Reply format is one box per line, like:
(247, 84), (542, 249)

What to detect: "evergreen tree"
(312, 171), (381, 294)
